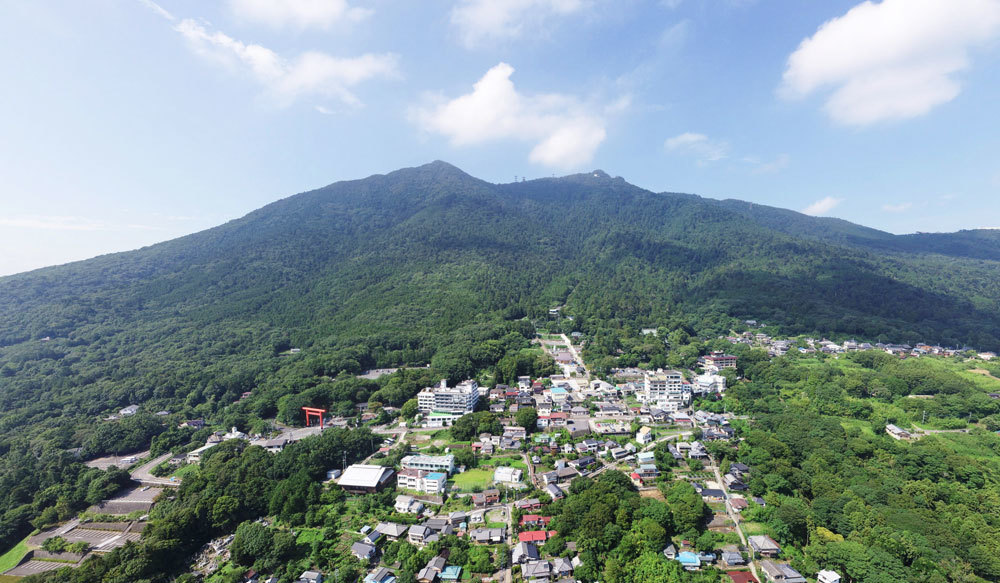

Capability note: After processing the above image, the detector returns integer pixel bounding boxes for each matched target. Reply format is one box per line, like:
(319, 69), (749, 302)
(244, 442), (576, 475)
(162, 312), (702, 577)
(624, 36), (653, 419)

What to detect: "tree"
(400, 399), (419, 420)
(516, 407), (538, 434)
(231, 521), (274, 566)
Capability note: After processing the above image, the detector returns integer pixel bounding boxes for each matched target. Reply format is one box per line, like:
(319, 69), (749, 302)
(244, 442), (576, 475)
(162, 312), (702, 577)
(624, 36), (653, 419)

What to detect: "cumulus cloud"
(175, 19), (397, 107)
(882, 202), (913, 213)
(780, 0), (1000, 125)
(450, 0), (587, 48)
(228, 0), (371, 28)
(803, 196), (844, 216)
(412, 63), (608, 169)
(664, 132), (729, 164)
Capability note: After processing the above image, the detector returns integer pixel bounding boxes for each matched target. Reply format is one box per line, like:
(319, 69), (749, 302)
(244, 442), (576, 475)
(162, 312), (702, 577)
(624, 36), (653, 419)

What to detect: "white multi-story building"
(401, 454), (456, 474)
(417, 379), (480, 414)
(694, 373), (726, 394)
(641, 370), (690, 411)
(396, 469), (448, 493)
(493, 466), (523, 484)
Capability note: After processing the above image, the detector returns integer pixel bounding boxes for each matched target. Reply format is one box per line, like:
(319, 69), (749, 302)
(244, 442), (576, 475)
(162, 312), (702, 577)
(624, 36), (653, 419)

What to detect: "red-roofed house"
(518, 530), (557, 543)
(726, 572), (759, 583)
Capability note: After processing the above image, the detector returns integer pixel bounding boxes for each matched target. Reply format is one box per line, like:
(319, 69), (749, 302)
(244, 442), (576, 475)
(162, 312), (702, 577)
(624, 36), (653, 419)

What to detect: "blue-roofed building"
(676, 551), (701, 570)
(439, 566), (462, 581)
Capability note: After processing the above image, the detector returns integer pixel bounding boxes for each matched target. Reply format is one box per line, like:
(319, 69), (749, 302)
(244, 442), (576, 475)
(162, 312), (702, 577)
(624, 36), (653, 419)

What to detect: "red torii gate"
(302, 407), (327, 429)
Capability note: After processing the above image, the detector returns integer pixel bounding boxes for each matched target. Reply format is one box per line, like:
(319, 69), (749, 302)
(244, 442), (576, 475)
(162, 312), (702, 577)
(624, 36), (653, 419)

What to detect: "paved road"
(130, 453), (175, 486)
(641, 430), (693, 452)
(700, 417), (758, 583)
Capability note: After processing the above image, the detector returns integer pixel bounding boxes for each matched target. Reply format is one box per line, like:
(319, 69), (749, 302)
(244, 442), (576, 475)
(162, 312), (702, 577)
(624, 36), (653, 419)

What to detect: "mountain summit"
(1, 161), (999, 440)
(2, 162), (998, 356)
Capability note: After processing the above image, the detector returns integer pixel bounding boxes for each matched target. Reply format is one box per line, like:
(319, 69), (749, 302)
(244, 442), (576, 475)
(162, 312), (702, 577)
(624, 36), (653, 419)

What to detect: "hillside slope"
(1, 160), (999, 427)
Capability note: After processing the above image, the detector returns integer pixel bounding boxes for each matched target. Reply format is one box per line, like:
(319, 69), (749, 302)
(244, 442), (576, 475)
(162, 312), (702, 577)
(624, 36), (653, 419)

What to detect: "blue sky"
(1, 0), (999, 276)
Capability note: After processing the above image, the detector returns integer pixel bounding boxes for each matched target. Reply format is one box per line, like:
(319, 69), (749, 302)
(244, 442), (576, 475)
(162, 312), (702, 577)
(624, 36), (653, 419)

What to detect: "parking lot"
(5, 559), (75, 577)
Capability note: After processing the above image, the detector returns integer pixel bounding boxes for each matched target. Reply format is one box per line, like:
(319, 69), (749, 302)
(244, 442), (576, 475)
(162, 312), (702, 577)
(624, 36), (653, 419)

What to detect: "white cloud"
(882, 202), (913, 213)
(749, 153), (790, 174)
(412, 63), (608, 170)
(138, 0), (175, 21)
(450, 0), (587, 48)
(175, 19), (397, 107)
(803, 196), (843, 216)
(228, 0), (371, 29)
(664, 132), (729, 163)
(780, 0), (1000, 125)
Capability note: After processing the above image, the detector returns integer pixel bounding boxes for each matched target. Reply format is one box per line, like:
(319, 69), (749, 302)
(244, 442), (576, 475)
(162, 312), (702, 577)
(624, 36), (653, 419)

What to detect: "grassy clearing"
(0, 575), (24, 583)
(840, 418), (876, 437)
(0, 535), (31, 573)
(172, 464), (199, 479)
(450, 469), (493, 490)
(740, 522), (769, 536)
(296, 528), (324, 544)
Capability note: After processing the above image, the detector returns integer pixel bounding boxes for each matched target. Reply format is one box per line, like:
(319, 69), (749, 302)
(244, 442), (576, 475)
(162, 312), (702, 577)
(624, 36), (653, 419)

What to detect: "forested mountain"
(714, 198), (1000, 261)
(3, 161), (1000, 424)
(1, 161), (1000, 557)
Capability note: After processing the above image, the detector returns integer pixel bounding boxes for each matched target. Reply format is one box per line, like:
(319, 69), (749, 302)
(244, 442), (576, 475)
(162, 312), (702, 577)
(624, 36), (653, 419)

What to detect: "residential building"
(817, 570), (841, 583)
(694, 373), (726, 393)
(748, 535), (782, 558)
(759, 560), (806, 583)
(401, 454), (455, 474)
(364, 568), (396, 583)
(186, 443), (217, 464)
(395, 495), (424, 514)
(298, 571), (324, 583)
(469, 527), (505, 544)
(885, 424), (913, 440)
(375, 523), (410, 541)
(703, 352), (737, 369)
(522, 560), (553, 580)
(518, 530), (557, 543)
(471, 489), (500, 507)
(641, 370), (689, 411)
(351, 542), (376, 562)
(676, 551), (701, 570)
(408, 525), (432, 546)
(512, 542), (539, 564)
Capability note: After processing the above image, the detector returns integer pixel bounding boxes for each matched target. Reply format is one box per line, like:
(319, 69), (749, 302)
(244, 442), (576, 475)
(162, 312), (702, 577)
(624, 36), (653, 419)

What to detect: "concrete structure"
(401, 454), (455, 474)
(641, 370), (690, 411)
(397, 469), (447, 493)
(694, 373), (726, 393)
(493, 466), (523, 484)
(337, 465), (396, 493)
(417, 380), (480, 415)
(817, 570), (841, 583)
